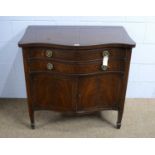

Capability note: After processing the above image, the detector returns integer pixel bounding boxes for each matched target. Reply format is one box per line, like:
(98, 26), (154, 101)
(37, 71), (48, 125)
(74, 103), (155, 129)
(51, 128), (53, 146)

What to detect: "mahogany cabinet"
(18, 26), (135, 129)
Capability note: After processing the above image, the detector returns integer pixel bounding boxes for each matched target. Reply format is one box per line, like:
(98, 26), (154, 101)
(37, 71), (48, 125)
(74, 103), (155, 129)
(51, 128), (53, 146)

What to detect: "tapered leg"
(116, 110), (123, 129)
(29, 108), (35, 129)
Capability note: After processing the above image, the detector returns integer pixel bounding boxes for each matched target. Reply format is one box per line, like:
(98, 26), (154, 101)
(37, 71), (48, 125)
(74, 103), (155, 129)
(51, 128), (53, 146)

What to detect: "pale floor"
(0, 99), (154, 138)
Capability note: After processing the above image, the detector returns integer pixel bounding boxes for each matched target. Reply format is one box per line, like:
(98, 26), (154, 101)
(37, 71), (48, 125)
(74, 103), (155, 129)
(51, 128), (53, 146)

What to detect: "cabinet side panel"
(22, 48), (33, 109)
(118, 48), (132, 110)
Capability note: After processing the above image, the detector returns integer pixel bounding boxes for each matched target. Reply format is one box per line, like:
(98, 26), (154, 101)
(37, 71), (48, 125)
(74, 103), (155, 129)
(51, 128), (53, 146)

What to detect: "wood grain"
(18, 26), (135, 48)
(19, 26), (135, 129)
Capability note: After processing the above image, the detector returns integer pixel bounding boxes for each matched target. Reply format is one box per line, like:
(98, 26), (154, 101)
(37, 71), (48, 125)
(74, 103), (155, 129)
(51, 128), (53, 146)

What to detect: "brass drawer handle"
(47, 63), (54, 70)
(46, 49), (53, 58)
(101, 50), (109, 71)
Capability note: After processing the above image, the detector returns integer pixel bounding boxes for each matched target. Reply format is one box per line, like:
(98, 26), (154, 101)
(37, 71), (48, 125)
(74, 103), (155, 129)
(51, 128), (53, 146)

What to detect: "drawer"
(29, 59), (125, 74)
(28, 47), (126, 61)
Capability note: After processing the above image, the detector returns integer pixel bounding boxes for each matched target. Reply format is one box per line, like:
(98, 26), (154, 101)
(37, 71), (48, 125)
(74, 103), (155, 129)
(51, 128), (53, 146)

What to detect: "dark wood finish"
(31, 74), (75, 111)
(78, 74), (122, 111)
(29, 59), (124, 74)
(18, 26), (135, 48)
(27, 47), (126, 60)
(19, 26), (135, 129)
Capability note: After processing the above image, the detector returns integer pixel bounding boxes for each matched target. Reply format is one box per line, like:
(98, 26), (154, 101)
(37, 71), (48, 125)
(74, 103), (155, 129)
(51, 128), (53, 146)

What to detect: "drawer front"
(29, 59), (125, 74)
(28, 47), (126, 61)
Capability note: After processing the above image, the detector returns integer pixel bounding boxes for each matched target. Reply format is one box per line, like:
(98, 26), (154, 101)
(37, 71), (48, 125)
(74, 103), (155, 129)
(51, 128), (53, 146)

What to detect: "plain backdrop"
(0, 0), (155, 154)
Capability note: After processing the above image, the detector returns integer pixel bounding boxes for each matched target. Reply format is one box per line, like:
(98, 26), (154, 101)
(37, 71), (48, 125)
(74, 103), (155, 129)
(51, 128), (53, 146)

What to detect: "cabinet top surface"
(18, 26), (136, 48)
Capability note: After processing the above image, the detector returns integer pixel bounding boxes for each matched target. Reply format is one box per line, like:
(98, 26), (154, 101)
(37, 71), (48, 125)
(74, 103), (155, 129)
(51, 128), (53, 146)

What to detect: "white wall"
(0, 16), (155, 98)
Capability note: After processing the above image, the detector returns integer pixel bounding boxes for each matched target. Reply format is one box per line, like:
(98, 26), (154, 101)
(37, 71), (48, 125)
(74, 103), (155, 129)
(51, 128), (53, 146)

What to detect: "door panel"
(30, 74), (75, 111)
(78, 74), (122, 111)
(78, 76), (99, 111)
(98, 74), (122, 107)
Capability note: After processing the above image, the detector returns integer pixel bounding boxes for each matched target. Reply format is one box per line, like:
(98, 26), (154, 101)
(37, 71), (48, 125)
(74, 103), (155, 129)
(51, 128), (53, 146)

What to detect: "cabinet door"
(78, 74), (122, 111)
(30, 74), (76, 112)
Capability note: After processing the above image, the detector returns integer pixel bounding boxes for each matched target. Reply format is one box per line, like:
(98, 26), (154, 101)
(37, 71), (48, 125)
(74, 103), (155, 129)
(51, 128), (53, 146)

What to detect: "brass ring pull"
(46, 49), (53, 58)
(101, 51), (109, 71)
(47, 63), (53, 70)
